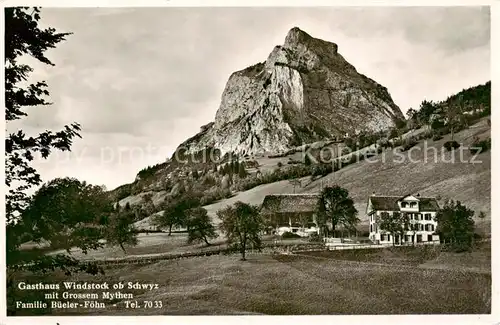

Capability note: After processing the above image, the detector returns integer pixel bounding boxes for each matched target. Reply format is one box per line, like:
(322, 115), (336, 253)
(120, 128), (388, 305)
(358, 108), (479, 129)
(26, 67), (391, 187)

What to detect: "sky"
(7, 6), (491, 191)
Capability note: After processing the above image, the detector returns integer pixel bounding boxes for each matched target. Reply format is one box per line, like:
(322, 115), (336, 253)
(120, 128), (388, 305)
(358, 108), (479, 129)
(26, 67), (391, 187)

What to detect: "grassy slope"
(15, 244), (490, 315)
(299, 118), (491, 232)
(136, 118), (490, 234)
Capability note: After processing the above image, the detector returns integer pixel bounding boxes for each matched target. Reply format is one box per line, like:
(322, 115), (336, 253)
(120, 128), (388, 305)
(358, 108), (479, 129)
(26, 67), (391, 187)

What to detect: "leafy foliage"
(5, 7), (81, 225)
(186, 207), (218, 245)
(470, 137), (491, 155)
(238, 163), (248, 178)
(379, 211), (407, 245)
(105, 203), (138, 253)
(137, 162), (169, 180)
(218, 201), (264, 260)
(316, 186), (359, 236)
(443, 141), (461, 151)
(435, 200), (476, 252)
(281, 231), (301, 239)
(11, 178), (112, 260)
(152, 194), (201, 235)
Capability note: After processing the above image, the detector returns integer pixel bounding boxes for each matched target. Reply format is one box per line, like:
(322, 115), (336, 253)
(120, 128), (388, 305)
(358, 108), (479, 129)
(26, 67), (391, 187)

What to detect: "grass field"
(10, 243), (490, 316)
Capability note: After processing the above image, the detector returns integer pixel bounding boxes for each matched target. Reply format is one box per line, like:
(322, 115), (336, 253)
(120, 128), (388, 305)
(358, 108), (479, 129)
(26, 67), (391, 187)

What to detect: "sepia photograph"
(3, 3), (493, 319)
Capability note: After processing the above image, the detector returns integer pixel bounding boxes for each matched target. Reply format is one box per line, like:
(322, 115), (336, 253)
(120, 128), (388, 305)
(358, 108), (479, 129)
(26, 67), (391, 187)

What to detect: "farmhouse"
(368, 193), (440, 245)
(260, 194), (320, 237)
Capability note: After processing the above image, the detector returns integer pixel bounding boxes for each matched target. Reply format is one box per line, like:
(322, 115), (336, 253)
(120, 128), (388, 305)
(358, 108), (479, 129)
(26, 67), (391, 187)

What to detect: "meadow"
(10, 242), (490, 316)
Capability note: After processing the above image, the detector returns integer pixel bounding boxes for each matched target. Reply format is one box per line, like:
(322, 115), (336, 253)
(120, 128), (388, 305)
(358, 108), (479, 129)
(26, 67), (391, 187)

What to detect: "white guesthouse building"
(368, 194), (440, 245)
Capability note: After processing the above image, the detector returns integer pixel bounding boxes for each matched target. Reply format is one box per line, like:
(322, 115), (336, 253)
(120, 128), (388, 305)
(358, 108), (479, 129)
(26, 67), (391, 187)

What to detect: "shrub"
(277, 162), (283, 168)
(281, 231), (301, 239)
(432, 134), (443, 141)
(388, 128), (399, 139)
(200, 188), (232, 206)
(116, 186), (131, 201)
(308, 232), (322, 242)
(443, 141), (460, 151)
(312, 163), (333, 177)
(437, 126), (450, 136)
(401, 137), (418, 151)
(469, 138), (491, 155)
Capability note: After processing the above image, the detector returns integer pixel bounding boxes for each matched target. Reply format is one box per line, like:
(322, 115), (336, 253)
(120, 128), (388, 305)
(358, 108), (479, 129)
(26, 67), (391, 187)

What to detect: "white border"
(0, 1), (496, 325)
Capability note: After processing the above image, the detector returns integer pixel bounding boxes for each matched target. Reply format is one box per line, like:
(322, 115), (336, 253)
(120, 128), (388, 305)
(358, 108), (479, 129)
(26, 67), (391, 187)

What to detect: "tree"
(105, 203), (138, 253)
(288, 179), (301, 194)
(418, 100), (437, 124)
(18, 178), (112, 254)
(186, 207), (218, 246)
(4, 10), (103, 298)
(142, 193), (155, 216)
(304, 153), (312, 166)
(379, 211), (406, 246)
(218, 201), (263, 261)
(152, 194), (200, 235)
(155, 202), (181, 235)
(238, 163), (248, 179)
(435, 200), (476, 251)
(444, 103), (461, 141)
(316, 186), (359, 237)
(406, 108), (417, 121)
(5, 7), (81, 233)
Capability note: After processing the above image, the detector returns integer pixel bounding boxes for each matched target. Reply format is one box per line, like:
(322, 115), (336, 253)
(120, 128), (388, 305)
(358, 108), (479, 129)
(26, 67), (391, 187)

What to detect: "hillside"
(132, 117), (490, 235)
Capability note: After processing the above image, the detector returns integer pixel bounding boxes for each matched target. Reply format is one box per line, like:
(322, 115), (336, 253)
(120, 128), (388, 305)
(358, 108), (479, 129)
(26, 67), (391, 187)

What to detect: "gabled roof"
(399, 194), (420, 201)
(418, 197), (440, 211)
(368, 195), (440, 212)
(261, 193), (319, 214)
(369, 196), (400, 211)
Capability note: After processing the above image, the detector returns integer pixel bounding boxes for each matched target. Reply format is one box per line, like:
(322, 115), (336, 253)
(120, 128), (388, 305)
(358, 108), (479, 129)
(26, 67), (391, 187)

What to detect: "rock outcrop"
(178, 27), (405, 156)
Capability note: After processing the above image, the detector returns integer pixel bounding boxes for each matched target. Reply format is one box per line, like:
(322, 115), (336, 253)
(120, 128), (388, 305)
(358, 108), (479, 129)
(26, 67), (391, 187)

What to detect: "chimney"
(416, 193), (420, 197)
(371, 192), (376, 196)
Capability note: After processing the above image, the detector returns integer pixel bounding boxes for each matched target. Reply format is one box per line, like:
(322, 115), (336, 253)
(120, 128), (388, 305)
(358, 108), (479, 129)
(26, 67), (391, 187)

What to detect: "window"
(425, 213), (431, 220)
(401, 202), (408, 208)
(429, 224), (434, 231)
(410, 202), (417, 208)
(381, 234), (386, 241)
(370, 224), (373, 233)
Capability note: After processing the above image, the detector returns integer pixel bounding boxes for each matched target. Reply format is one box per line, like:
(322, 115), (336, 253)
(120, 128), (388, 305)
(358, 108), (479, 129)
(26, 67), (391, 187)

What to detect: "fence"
(94, 242), (327, 266)
(77, 238), (491, 267)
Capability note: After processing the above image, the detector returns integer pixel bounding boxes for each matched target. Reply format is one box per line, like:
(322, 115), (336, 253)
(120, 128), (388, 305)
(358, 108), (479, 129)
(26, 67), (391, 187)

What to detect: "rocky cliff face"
(178, 27), (405, 156)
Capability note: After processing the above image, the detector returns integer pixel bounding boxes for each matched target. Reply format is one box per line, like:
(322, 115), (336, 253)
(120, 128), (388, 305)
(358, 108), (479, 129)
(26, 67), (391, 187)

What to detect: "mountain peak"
(177, 29), (404, 156)
(284, 27), (312, 46)
(283, 27), (338, 55)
